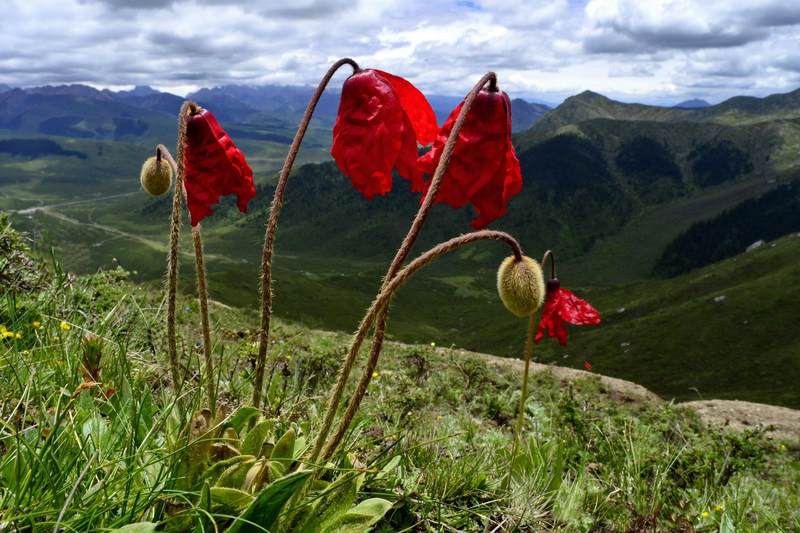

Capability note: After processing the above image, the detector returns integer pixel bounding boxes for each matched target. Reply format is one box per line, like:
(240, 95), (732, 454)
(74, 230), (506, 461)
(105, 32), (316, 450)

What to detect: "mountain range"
(0, 82), (552, 142)
(3, 80), (800, 406)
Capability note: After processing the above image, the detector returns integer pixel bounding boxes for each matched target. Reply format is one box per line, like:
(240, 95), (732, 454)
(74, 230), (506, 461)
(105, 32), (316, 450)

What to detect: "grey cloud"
(746, 4), (800, 27)
(583, 32), (645, 54)
(585, 24), (765, 53)
(620, 26), (765, 49)
(86, 0), (356, 19)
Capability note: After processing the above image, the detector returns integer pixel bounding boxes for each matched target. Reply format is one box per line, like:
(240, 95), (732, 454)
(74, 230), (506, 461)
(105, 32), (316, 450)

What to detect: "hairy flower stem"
(158, 139), (215, 414)
(252, 58), (360, 410)
(312, 230), (522, 464)
(165, 101), (196, 388)
(314, 72), (499, 463)
(505, 250), (554, 491)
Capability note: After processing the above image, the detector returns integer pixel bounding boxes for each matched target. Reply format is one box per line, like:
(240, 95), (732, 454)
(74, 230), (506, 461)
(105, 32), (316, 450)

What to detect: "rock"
(746, 240), (765, 252)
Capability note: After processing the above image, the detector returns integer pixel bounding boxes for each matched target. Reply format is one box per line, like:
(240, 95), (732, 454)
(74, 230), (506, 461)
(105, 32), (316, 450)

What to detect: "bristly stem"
(158, 140), (215, 414)
(505, 311), (537, 491)
(165, 102), (196, 388)
(192, 226), (215, 415)
(313, 230), (521, 464)
(315, 72), (499, 463)
(505, 249), (554, 491)
(252, 58), (360, 410)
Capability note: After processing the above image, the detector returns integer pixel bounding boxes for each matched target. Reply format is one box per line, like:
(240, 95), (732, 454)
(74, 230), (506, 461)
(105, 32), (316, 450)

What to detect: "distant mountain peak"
(674, 98), (711, 109)
(26, 84), (105, 99)
(574, 90), (608, 100)
(122, 85), (159, 96)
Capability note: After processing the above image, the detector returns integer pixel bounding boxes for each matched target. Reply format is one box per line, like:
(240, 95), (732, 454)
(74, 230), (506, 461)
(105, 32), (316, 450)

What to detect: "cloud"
(583, 0), (771, 52)
(1, 0), (799, 105)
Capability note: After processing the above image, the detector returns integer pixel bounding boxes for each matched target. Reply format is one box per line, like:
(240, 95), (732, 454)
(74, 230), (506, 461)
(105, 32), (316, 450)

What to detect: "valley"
(2, 82), (800, 407)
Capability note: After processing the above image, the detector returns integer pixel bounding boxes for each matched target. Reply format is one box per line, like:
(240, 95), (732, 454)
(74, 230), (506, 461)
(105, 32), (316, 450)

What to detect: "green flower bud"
(497, 255), (545, 317)
(139, 156), (173, 196)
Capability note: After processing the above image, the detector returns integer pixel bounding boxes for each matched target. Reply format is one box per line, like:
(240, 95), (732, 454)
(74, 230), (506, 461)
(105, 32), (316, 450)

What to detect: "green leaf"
(270, 429), (296, 461)
(295, 474), (360, 533)
(241, 420), (273, 457)
(217, 457), (256, 488)
(269, 428), (296, 479)
(228, 470), (312, 533)
(108, 523), (157, 533)
(193, 482), (212, 533)
(210, 487), (254, 511)
(325, 498), (392, 533)
(203, 454), (253, 485)
(227, 406), (259, 433)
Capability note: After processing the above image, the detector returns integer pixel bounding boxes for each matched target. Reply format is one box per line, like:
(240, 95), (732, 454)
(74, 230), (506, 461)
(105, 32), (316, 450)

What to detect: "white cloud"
(0, 0), (799, 105)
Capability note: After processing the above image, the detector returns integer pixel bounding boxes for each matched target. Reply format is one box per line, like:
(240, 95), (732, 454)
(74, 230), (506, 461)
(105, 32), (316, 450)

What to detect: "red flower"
(331, 69), (438, 199)
(583, 361), (593, 371)
(535, 282), (601, 346)
(418, 88), (522, 229)
(184, 108), (256, 226)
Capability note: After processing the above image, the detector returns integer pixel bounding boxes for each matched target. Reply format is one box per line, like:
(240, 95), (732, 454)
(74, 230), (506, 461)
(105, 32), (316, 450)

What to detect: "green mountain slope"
(527, 87), (800, 136)
(655, 181), (800, 276)
(5, 85), (800, 409)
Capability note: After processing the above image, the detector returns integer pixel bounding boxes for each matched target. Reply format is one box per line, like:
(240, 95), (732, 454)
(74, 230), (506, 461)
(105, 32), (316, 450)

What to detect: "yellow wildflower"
(15, 332), (21, 339)
(430, 342), (436, 348)
(60, 321), (71, 332)
(0, 325), (6, 333)
(372, 371), (379, 378)
(714, 504), (724, 512)
(32, 321), (41, 329)
(2, 331), (14, 339)
(701, 511), (709, 518)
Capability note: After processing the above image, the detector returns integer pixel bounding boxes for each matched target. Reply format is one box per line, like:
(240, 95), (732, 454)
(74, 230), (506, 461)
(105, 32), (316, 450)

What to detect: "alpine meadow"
(1, 1), (800, 531)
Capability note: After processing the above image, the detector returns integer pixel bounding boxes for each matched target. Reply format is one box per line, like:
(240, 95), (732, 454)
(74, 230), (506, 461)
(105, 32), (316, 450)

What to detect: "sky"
(2, 0), (800, 106)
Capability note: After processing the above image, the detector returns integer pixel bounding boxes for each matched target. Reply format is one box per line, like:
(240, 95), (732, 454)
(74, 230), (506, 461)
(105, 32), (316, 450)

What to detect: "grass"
(11, 189), (800, 408)
(0, 222), (799, 531)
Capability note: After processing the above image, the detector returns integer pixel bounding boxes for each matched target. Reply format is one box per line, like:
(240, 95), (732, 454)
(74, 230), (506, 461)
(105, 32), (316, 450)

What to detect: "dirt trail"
(460, 348), (800, 442)
(682, 400), (800, 443)
(18, 203), (240, 265)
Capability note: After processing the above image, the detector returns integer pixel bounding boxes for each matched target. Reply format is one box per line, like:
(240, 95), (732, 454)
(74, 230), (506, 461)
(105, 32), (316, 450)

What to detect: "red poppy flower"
(535, 281), (601, 346)
(417, 88), (522, 229)
(331, 69), (438, 199)
(184, 108), (256, 226)
(584, 361), (593, 371)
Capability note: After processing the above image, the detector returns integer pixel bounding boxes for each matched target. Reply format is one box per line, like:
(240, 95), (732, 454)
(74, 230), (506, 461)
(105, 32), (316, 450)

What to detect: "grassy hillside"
(10, 179), (800, 409)
(528, 88), (800, 135)
(0, 222), (798, 531)
(656, 181), (800, 276)
(4, 84), (800, 411)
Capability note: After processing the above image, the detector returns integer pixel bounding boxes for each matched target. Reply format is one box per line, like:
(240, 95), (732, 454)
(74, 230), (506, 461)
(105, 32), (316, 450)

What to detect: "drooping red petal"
(374, 70), (438, 145)
(555, 288), (601, 325)
(418, 89), (522, 228)
(535, 288), (601, 346)
(331, 69), (428, 198)
(183, 108), (255, 226)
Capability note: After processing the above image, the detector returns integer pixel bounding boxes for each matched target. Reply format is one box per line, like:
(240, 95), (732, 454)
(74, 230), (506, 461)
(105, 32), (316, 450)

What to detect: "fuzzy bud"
(139, 156), (173, 196)
(81, 333), (104, 382)
(497, 255), (546, 317)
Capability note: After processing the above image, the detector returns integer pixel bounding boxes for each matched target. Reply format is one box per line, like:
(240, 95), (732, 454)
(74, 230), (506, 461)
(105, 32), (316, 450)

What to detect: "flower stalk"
(315, 230), (521, 463)
(156, 102), (216, 415)
(313, 72), (499, 463)
(505, 250), (555, 490)
(164, 102), (196, 388)
(252, 58), (360, 410)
